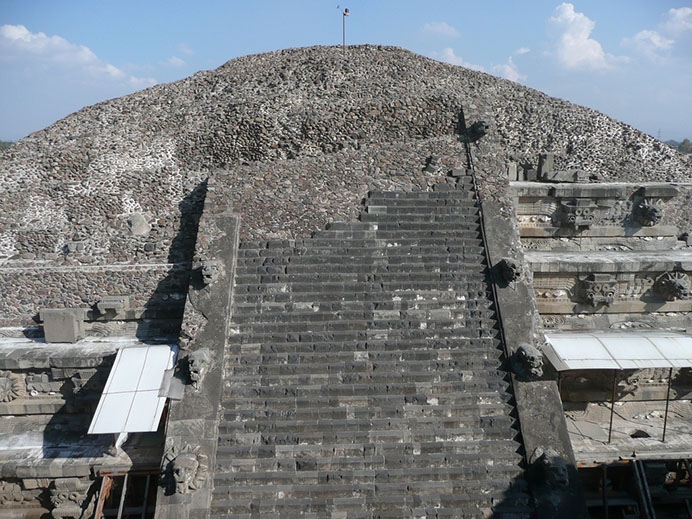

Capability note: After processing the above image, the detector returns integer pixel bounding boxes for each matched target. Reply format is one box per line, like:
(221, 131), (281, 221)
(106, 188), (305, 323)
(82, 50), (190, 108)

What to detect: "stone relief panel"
(533, 271), (692, 314)
(0, 371), (23, 402)
(0, 366), (108, 415)
(49, 477), (95, 519)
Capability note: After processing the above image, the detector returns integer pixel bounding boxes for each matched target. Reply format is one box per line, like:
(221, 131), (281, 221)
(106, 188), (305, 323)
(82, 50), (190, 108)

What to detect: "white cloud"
(623, 29), (674, 58)
(515, 47), (530, 55)
(493, 57), (526, 82)
(548, 3), (626, 70)
(0, 24), (156, 87)
(430, 48), (485, 71)
(663, 7), (692, 35)
(177, 43), (193, 56)
(165, 56), (186, 67)
(422, 22), (459, 38)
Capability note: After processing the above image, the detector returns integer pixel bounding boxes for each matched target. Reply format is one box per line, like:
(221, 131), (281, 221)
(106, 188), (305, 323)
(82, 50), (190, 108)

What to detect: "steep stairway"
(211, 172), (530, 518)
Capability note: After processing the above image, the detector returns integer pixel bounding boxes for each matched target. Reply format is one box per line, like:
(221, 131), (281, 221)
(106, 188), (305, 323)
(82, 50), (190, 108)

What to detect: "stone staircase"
(211, 173), (530, 518)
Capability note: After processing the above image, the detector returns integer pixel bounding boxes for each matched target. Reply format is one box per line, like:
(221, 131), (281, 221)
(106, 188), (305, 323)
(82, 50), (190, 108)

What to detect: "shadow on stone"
(135, 179), (208, 340)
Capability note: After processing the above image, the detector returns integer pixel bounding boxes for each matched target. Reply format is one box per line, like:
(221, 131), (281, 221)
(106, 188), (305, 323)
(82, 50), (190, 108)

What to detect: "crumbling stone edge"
(154, 179), (240, 519)
(479, 195), (587, 518)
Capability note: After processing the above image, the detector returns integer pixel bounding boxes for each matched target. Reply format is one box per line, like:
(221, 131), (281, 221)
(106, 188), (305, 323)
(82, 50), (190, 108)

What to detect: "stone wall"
(0, 264), (190, 327)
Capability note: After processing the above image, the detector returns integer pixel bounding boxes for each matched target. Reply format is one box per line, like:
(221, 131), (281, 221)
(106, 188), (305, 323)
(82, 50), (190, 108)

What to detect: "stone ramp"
(212, 174), (530, 518)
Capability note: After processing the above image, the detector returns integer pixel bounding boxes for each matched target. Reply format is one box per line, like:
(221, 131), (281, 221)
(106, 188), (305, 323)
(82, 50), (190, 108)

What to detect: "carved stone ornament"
(0, 370), (22, 402)
(0, 481), (24, 506)
(559, 198), (600, 230)
(579, 274), (617, 307)
(464, 120), (489, 143)
(163, 442), (209, 495)
(530, 447), (569, 490)
(495, 257), (522, 284)
(187, 348), (211, 391)
(634, 199), (664, 227)
(655, 272), (691, 301)
(49, 478), (94, 519)
(201, 259), (224, 286)
(512, 343), (544, 379)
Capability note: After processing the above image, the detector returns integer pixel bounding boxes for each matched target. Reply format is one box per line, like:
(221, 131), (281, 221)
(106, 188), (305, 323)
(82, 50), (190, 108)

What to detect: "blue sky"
(1, 1), (691, 142)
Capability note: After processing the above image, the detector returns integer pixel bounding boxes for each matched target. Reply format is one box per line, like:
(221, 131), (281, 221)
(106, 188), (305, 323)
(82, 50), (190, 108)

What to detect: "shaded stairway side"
(212, 171), (531, 518)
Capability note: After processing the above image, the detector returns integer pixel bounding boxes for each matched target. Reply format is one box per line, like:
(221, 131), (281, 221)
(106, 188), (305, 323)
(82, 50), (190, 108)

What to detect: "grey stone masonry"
(212, 173), (530, 518)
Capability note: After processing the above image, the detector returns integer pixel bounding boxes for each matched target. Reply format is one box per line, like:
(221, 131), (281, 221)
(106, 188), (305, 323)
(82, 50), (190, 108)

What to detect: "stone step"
(210, 486), (524, 518)
(223, 378), (510, 398)
(216, 426), (517, 452)
(220, 387), (511, 409)
(214, 438), (520, 460)
(364, 197), (476, 208)
(216, 415), (516, 439)
(210, 471), (523, 500)
(212, 465), (523, 490)
(365, 206), (479, 215)
(236, 251), (486, 266)
(225, 339), (503, 359)
(232, 290), (493, 305)
(264, 237), (482, 250)
(234, 270), (486, 285)
(232, 298), (493, 315)
(227, 351), (503, 370)
(226, 327), (501, 346)
(233, 279), (488, 293)
(309, 229), (481, 240)
(230, 307), (484, 324)
(325, 221), (481, 232)
(222, 368), (508, 387)
(209, 498), (530, 519)
(366, 187), (475, 200)
(220, 401), (513, 422)
(234, 261), (487, 276)
(226, 354), (504, 373)
(228, 320), (497, 338)
(359, 213), (479, 223)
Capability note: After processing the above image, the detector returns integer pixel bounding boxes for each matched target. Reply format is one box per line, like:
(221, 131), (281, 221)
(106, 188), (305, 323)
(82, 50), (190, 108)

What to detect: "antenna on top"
(337, 6), (350, 54)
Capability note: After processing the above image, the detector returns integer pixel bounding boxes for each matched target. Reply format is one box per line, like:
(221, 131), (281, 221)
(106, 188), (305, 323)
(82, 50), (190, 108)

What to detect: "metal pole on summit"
(341, 7), (349, 53)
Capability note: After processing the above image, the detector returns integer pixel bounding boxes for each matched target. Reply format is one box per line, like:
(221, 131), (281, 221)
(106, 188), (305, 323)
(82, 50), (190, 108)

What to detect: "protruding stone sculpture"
(163, 442), (209, 495)
(559, 198), (600, 230)
(579, 273), (617, 307)
(187, 348), (211, 390)
(531, 447), (569, 490)
(49, 478), (94, 519)
(634, 198), (664, 226)
(512, 343), (544, 379)
(201, 259), (224, 286)
(464, 121), (489, 143)
(656, 272), (691, 301)
(495, 257), (522, 284)
(172, 453), (208, 494)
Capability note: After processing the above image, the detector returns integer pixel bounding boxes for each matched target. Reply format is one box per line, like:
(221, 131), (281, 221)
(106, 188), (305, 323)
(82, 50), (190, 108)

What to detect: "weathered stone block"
(41, 309), (85, 344)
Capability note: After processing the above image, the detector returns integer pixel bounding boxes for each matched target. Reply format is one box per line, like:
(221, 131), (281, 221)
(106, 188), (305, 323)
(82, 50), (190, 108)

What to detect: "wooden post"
(662, 367), (673, 442)
(608, 370), (617, 443)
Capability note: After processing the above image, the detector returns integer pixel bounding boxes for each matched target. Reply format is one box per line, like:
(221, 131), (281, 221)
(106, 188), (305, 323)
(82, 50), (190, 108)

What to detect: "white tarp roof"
(88, 343), (177, 434)
(544, 332), (692, 371)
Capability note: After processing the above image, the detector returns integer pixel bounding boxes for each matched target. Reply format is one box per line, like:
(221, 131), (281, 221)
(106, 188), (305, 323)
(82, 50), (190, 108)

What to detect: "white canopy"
(544, 332), (692, 371)
(88, 343), (177, 434)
